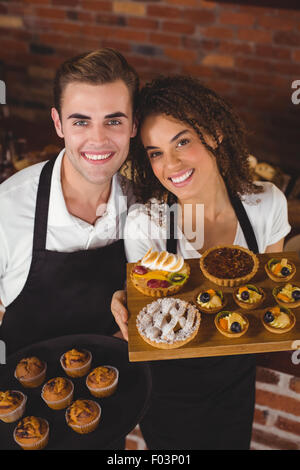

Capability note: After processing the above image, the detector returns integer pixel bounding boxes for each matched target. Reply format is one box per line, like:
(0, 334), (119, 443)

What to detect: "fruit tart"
(233, 284), (265, 310)
(261, 306), (296, 334)
(130, 248), (190, 297)
(265, 257), (296, 282)
(194, 288), (226, 314)
(272, 283), (300, 309)
(136, 297), (200, 349)
(200, 245), (259, 287)
(215, 311), (249, 338)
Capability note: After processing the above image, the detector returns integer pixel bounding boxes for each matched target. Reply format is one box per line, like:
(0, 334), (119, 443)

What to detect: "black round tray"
(0, 334), (151, 450)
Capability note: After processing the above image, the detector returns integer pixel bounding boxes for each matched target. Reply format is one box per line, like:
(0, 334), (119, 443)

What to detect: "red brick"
(255, 389), (300, 417)
(274, 31), (300, 47)
(290, 377), (300, 394)
(275, 415), (300, 437)
(257, 15), (296, 31)
(183, 8), (216, 25)
(293, 50), (300, 63)
(237, 29), (273, 44)
(162, 21), (195, 35)
(251, 428), (298, 450)
(255, 44), (291, 61)
(165, 0), (199, 6)
(147, 5), (182, 20)
(101, 39), (131, 53)
(113, 29), (149, 42)
(219, 11), (255, 27)
(183, 36), (218, 52)
(164, 47), (197, 63)
(203, 26), (234, 40)
(218, 41), (253, 56)
(80, 0), (112, 12)
(253, 407), (268, 425)
(256, 367), (280, 385)
(127, 17), (158, 30)
(35, 7), (66, 20)
(149, 32), (181, 47)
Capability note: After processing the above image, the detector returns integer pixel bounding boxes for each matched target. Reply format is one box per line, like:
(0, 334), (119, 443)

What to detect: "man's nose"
(88, 125), (109, 144)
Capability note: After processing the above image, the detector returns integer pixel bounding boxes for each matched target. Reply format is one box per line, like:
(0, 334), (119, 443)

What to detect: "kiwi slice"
(168, 273), (187, 285)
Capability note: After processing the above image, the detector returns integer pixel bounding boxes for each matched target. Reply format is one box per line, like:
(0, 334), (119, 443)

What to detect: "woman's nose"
(164, 150), (181, 170)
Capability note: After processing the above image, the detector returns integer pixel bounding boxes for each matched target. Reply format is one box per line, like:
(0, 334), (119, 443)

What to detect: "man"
(0, 48), (138, 355)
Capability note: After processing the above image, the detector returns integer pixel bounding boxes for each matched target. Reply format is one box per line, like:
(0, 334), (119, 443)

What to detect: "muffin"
(86, 366), (119, 398)
(0, 391), (27, 423)
(41, 377), (74, 410)
(194, 288), (226, 314)
(265, 258), (296, 282)
(215, 311), (249, 338)
(13, 416), (49, 450)
(272, 283), (300, 309)
(65, 399), (101, 434)
(233, 284), (265, 310)
(14, 357), (47, 388)
(60, 349), (92, 378)
(261, 306), (296, 334)
(130, 248), (190, 297)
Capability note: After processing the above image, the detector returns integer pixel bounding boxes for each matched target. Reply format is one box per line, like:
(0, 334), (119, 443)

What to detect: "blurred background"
(1, 0), (300, 450)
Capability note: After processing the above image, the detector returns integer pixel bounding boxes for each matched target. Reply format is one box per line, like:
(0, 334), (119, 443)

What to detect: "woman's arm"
(265, 237), (284, 253)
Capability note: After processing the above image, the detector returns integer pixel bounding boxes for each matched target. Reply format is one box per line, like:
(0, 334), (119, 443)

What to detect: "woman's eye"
(148, 151), (162, 159)
(177, 138), (189, 147)
(73, 120), (88, 127)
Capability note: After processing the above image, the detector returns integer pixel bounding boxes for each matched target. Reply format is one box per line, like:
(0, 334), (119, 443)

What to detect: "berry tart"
(200, 245), (259, 287)
(136, 297), (200, 349)
(215, 311), (249, 338)
(130, 248), (190, 297)
(261, 306), (296, 334)
(265, 258), (296, 282)
(272, 283), (300, 309)
(194, 288), (226, 314)
(233, 284), (265, 310)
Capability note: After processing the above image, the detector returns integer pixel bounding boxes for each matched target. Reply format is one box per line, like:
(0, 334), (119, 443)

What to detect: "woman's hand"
(111, 290), (129, 341)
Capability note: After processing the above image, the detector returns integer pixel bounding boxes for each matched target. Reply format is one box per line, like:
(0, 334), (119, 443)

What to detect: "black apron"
(139, 192), (259, 450)
(0, 157), (127, 356)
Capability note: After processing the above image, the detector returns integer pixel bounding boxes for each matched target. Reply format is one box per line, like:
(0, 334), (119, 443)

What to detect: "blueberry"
(200, 292), (210, 303)
(230, 322), (242, 333)
(281, 267), (290, 276)
(241, 291), (250, 301)
(292, 290), (300, 301)
(264, 311), (274, 323)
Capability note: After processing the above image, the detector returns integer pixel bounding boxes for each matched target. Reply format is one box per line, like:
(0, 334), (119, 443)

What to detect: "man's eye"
(107, 119), (122, 126)
(73, 120), (88, 126)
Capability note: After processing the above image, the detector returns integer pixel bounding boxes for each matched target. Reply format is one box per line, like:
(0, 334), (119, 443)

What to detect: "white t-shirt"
(124, 182), (291, 263)
(0, 149), (134, 307)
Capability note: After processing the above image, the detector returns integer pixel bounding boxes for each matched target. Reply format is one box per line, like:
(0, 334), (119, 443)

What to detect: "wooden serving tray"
(127, 252), (300, 362)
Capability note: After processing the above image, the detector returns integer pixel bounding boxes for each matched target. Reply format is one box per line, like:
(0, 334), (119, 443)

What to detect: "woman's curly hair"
(129, 75), (263, 203)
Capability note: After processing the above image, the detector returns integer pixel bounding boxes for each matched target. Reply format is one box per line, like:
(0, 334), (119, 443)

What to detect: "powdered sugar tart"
(130, 248), (190, 297)
(200, 244), (259, 287)
(136, 297), (201, 349)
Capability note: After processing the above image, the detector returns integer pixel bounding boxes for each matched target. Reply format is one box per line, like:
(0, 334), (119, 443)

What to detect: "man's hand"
(111, 290), (129, 341)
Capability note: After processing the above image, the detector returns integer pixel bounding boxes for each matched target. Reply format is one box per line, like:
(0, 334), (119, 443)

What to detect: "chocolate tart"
(130, 248), (190, 297)
(272, 283), (300, 309)
(214, 311), (249, 338)
(265, 258), (296, 283)
(136, 297), (201, 349)
(200, 245), (259, 287)
(233, 284), (265, 310)
(261, 306), (296, 334)
(194, 289), (227, 314)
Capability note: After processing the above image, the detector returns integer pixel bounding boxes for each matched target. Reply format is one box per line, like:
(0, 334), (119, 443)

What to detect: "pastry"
(215, 311), (249, 338)
(200, 245), (259, 287)
(272, 283), (300, 309)
(41, 377), (74, 410)
(265, 257), (296, 282)
(0, 391), (27, 423)
(130, 247), (190, 297)
(136, 297), (200, 349)
(233, 284), (265, 310)
(14, 357), (47, 388)
(194, 288), (226, 314)
(86, 366), (118, 398)
(13, 416), (49, 450)
(65, 399), (101, 434)
(60, 348), (92, 378)
(261, 306), (295, 334)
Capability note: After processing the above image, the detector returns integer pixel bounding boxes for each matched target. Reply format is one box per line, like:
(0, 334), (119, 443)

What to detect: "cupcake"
(65, 399), (101, 434)
(233, 284), (265, 310)
(0, 391), (27, 423)
(262, 306), (296, 334)
(215, 311), (249, 338)
(60, 349), (92, 378)
(41, 377), (74, 410)
(86, 366), (119, 398)
(14, 357), (47, 388)
(272, 283), (300, 309)
(265, 258), (296, 282)
(194, 288), (226, 314)
(13, 416), (49, 450)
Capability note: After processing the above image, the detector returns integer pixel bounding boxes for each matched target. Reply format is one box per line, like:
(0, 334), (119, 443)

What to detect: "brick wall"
(0, 0), (300, 171)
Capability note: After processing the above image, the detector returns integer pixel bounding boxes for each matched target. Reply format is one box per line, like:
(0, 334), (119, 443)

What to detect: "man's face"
(51, 80), (136, 187)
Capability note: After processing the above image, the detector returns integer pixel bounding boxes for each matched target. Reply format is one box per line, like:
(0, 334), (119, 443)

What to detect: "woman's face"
(140, 113), (219, 202)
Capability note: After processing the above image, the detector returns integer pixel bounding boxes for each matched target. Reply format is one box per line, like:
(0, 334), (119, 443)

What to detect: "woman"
(112, 76), (291, 449)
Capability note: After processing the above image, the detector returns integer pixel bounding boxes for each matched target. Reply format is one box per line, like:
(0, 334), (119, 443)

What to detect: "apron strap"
(166, 190), (259, 255)
(32, 157), (57, 251)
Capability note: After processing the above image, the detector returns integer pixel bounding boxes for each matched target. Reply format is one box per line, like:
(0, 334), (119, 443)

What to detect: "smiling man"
(0, 49), (138, 357)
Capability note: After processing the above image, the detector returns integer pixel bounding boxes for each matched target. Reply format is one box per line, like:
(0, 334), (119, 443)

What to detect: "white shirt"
(0, 149), (134, 307)
(124, 182), (291, 263)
